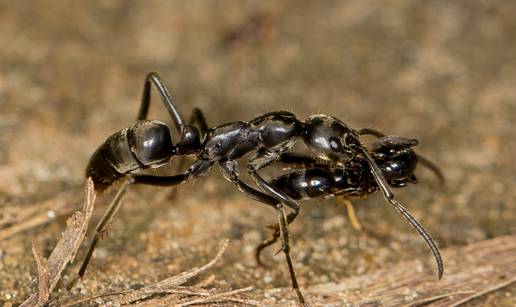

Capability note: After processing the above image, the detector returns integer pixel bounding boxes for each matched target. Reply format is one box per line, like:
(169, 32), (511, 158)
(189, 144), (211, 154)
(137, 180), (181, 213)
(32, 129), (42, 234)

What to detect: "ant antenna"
(360, 146), (444, 279)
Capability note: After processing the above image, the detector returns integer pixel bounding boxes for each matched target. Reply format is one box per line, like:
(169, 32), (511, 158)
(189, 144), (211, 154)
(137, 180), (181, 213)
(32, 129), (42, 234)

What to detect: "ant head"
(370, 136), (419, 187)
(128, 120), (175, 167)
(303, 115), (361, 161)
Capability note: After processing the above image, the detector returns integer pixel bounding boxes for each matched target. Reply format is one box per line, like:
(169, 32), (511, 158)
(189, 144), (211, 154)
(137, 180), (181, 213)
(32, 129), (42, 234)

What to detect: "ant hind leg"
(137, 72), (186, 134)
(67, 179), (131, 290)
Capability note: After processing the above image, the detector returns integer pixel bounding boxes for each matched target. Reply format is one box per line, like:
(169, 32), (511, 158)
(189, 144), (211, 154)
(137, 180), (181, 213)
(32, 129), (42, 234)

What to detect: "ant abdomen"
(86, 120), (174, 190)
(272, 167), (335, 200)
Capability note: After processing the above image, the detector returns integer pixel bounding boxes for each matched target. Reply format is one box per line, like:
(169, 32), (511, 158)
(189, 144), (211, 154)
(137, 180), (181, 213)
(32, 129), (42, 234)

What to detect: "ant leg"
(189, 107), (208, 135)
(359, 131), (444, 278)
(247, 155), (306, 305)
(277, 153), (320, 168)
(247, 153), (301, 224)
(67, 179), (131, 290)
(255, 228), (280, 267)
(137, 72), (186, 133)
(68, 160), (212, 290)
(219, 160), (285, 267)
(336, 197), (363, 231)
(219, 160), (277, 206)
(132, 159), (213, 186)
(248, 153), (316, 267)
(277, 203), (307, 306)
(360, 128), (444, 184)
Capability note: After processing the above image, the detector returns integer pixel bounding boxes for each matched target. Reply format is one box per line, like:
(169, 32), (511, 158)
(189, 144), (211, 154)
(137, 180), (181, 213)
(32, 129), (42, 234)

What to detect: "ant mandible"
(70, 72), (443, 306)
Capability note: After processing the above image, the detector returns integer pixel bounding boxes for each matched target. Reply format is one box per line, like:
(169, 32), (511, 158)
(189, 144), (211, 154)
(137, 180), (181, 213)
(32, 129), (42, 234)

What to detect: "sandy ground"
(0, 1), (515, 306)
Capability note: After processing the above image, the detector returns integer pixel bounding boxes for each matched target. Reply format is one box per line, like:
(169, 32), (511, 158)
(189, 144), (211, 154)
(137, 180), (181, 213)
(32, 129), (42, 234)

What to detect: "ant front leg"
(219, 159), (278, 206)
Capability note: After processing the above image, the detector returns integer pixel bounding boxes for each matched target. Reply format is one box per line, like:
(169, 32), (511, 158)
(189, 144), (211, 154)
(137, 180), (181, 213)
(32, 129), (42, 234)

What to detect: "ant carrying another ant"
(69, 72), (443, 306)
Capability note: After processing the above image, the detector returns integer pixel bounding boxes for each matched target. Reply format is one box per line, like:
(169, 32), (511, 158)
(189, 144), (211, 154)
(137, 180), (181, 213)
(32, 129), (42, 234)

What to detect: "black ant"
(258, 134), (444, 271)
(69, 72), (443, 305)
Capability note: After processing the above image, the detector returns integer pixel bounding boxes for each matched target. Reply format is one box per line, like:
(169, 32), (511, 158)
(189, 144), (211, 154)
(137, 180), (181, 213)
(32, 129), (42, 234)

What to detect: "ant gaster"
(72, 72), (443, 306)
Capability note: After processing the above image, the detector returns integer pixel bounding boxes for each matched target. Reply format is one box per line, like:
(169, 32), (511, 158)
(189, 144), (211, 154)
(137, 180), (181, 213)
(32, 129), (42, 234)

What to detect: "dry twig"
(264, 234), (516, 306)
(60, 239), (258, 306)
(31, 244), (50, 305)
(20, 178), (96, 307)
(449, 275), (516, 307)
(0, 190), (78, 241)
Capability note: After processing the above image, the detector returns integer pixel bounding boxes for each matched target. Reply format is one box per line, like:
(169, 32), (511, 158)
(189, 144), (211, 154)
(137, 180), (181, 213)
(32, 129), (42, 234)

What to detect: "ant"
(257, 134), (444, 272)
(69, 72), (443, 306)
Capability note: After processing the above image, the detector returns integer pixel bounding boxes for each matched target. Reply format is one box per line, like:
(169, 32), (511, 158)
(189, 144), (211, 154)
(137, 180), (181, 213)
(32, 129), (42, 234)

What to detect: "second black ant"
(258, 134), (443, 267)
(69, 72), (443, 306)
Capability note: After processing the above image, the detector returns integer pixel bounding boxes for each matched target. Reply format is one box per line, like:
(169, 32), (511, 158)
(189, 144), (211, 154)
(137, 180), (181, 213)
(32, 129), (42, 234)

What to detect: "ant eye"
(329, 137), (343, 152)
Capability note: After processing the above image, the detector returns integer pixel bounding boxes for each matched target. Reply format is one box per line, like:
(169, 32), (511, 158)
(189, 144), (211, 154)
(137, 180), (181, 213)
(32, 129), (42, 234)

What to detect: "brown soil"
(1, 1), (515, 306)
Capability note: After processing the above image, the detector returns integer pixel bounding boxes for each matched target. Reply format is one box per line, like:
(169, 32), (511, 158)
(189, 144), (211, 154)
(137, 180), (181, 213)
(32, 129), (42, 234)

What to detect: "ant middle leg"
(219, 160), (281, 268)
(220, 158), (306, 304)
(246, 154), (306, 305)
(256, 198), (364, 267)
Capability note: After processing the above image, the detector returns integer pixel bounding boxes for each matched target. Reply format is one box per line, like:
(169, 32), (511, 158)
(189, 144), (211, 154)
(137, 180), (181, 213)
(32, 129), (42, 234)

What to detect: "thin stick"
(62, 239), (234, 306)
(176, 286), (258, 307)
(0, 191), (77, 241)
(20, 178), (96, 307)
(31, 244), (49, 305)
(403, 291), (474, 307)
(449, 275), (516, 307)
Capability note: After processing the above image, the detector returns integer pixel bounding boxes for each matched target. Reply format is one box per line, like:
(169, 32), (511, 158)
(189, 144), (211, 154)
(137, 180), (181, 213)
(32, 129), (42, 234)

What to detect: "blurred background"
(0, 1), (515, 305)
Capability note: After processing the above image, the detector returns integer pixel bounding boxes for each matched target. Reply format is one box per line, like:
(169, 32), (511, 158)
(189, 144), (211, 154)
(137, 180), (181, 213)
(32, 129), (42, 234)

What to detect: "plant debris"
(20, 179), (96, 307)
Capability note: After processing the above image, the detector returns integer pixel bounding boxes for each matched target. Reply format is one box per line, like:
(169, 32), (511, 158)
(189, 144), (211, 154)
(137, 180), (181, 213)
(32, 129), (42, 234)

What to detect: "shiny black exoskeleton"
(255, 135), (444, 276)
(273, 136), (421, 201)
(76, 72), (444, 306)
